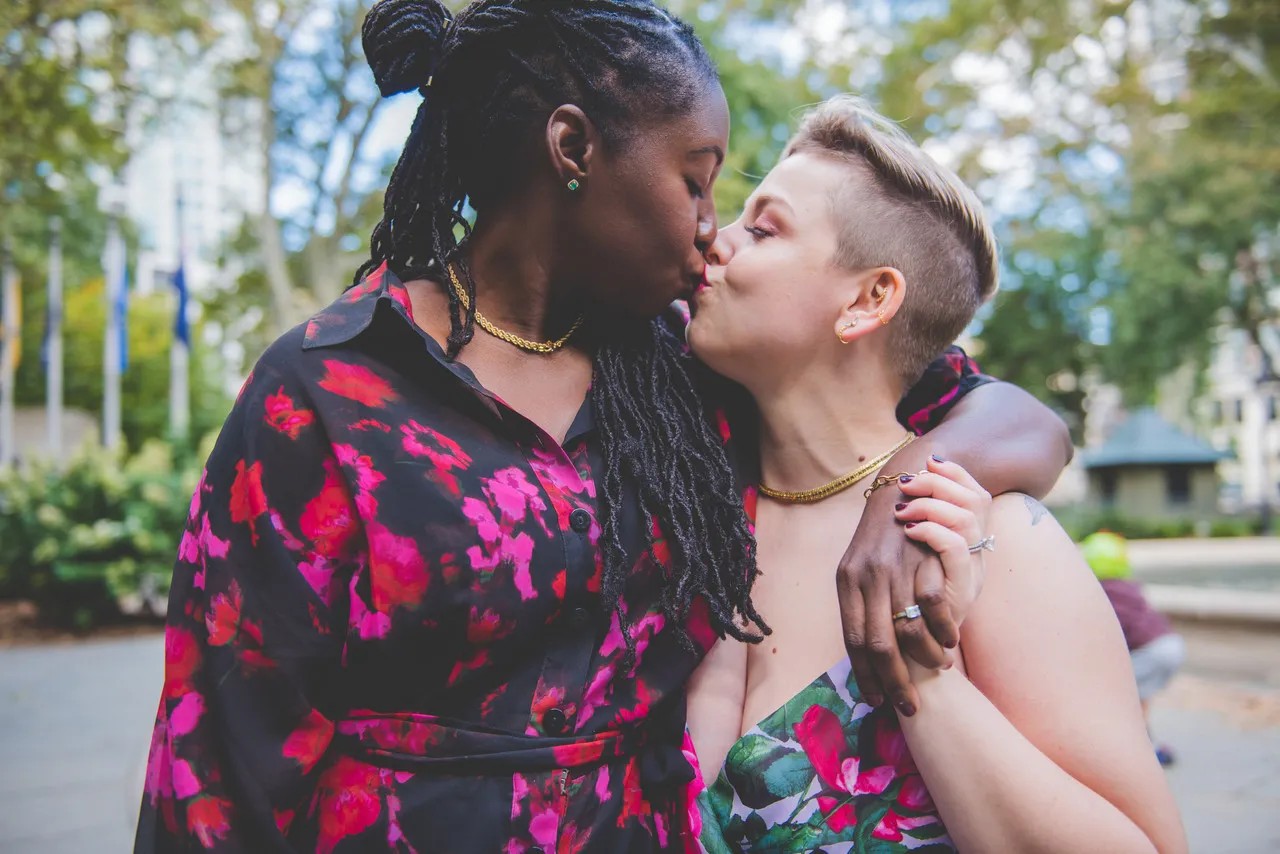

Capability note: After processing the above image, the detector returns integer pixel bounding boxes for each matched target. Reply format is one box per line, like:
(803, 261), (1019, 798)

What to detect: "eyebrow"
(752, 193), (794, 217)
(688, 145), (725, 165)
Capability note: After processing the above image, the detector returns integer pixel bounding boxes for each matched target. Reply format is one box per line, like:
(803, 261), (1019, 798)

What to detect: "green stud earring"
(567, 178), (581, 192)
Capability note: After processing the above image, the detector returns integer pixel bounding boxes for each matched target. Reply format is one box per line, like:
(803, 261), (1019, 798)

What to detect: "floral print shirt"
(135, 265), (991, 853)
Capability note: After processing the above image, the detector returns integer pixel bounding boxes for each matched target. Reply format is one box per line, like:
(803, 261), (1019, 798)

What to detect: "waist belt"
(335, 708), (694, 797)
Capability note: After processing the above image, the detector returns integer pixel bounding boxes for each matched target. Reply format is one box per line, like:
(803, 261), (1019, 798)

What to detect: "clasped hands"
(837, 454), (992, 716)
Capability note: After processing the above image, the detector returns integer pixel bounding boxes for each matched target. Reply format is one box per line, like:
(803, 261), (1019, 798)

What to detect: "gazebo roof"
(1081, 408), (1229, 469)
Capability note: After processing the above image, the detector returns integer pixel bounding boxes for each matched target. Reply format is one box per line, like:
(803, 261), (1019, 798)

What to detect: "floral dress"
(689, 659), (954, 853)
(134, 264), (989, 853)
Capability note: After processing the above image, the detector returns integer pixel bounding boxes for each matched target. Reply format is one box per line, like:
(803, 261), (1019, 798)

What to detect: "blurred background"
(0, 0), (1277, 851)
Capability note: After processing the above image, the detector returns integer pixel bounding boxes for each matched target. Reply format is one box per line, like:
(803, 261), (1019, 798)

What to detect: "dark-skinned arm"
(838, 375), (1072, 717)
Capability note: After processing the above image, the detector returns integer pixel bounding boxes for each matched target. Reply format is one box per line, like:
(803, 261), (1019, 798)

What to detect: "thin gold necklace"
(758, 433), (916, 504)
(447, 262), (585, 354)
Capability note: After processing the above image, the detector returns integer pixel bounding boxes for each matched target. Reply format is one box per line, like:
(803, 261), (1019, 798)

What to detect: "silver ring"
(892, 604), (922, 622)
(968, 535), (996, 553)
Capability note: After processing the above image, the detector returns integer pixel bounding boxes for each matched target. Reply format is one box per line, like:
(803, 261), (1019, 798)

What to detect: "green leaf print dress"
(692, 658), (955, 853)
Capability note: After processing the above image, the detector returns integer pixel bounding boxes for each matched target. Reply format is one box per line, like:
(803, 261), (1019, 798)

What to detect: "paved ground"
(0, 635), (160, 853)
(1, 625), (1278, 853)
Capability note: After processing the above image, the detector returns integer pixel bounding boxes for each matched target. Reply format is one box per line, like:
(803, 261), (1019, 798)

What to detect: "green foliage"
(11, 276), (231, 449)
(780, 0), (1280, 411)
(0, 441), (201, 630)
(703, 43), (819, 223)
(1055, 507), (1263, 542)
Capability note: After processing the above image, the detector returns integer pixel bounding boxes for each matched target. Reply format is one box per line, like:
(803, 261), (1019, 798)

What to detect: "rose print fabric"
(135, 263), (990, 853)
(692, 659), (954, 853)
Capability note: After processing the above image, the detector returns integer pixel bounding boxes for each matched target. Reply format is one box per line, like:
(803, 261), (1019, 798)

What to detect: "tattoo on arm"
(1023, 494), (1047, 526)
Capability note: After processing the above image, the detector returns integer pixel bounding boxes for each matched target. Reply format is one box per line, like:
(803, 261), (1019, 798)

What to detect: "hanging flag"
(172, 259), (189, 348)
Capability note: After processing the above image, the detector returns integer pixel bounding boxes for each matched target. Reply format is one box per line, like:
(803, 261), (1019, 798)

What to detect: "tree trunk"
(256, 102), (297, 335)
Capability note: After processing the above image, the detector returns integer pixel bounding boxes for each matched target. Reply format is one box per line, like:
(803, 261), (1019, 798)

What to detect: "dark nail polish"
(931, 454), (946, 463)
(899, 474), (914, 484)
(866, 695), (883, 708)
(945, 639), (958, 649)
(904, 522), (917, 529)
(897, 702), (916, 717)
(895, 503), (907, 511)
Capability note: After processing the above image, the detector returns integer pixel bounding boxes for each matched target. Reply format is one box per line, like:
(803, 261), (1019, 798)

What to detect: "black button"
(543, 707), (568, 735)
(569, 606), (591, 628)
(569, 509), (592, 533)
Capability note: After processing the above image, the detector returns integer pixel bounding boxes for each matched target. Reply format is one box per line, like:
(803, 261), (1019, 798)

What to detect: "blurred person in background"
(1082, 530), (1187, 767)
(134, 1), (1071, 851)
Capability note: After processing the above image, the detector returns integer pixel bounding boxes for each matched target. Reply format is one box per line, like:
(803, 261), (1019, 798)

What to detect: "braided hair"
(358, 0), (767, 652)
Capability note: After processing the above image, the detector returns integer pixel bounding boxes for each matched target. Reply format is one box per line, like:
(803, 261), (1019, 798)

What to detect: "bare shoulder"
(969, 492), (1114, 645)
(984, 493), (1084, 577)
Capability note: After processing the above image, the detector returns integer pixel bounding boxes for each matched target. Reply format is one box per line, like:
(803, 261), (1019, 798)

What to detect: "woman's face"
(569, 81), (730, 319)
(688, 152), (858, 387)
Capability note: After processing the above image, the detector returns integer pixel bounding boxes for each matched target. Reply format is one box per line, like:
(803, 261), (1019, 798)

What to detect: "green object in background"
(1080, 531), (1133, 580)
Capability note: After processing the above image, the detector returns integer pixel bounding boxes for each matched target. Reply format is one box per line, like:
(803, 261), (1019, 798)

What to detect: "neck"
(752, 359), (908, 494)
(462, 199), (581, 341)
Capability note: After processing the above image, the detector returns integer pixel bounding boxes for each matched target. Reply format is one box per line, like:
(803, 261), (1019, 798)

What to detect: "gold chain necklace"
(447, 263), (585, 354)
(758, 434), (916, 504)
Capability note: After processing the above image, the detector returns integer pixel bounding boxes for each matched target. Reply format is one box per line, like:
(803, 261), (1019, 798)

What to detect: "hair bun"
(362, 0), (453, 98)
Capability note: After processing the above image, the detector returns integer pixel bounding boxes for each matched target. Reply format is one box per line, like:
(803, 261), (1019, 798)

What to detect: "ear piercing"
(567, 178), (581, 192)
(838, 320), (856, 343)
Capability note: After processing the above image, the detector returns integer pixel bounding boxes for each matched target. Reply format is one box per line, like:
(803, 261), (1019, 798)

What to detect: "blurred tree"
(0, 1), (207, 256)
(216, 0), (403, 334)
(4, 0), (228, 450)
(791, 0), (1279, 414)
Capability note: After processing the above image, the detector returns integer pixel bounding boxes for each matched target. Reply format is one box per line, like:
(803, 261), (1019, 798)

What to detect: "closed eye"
(744, 226), (773, 240)
(686, 179), (706, 199)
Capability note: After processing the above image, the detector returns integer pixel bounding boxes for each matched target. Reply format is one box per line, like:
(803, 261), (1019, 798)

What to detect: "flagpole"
(170, 192), (190, 444)
(0, 236), (17, 467)
(102, 193), (124, 451)
(46, 217), (63, 459)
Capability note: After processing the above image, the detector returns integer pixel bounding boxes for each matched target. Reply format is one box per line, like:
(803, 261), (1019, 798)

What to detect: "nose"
(704, 219), (739, 266)
(694, 203), (719, 255)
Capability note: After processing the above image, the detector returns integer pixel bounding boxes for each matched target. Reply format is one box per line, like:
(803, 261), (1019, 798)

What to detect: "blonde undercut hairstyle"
(783, 95), (999, 390)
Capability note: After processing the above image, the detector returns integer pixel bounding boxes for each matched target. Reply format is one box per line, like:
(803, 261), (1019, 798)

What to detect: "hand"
(837, 456), (990, 716)
(893, 457), (991, 629)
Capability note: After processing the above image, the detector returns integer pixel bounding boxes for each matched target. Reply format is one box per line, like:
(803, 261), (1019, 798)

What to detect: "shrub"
(0, 440), (201, 630)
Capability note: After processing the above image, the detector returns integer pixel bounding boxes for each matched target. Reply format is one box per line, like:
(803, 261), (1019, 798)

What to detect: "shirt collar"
(302, 262), (414, 351)
(301, 262), (599, 444)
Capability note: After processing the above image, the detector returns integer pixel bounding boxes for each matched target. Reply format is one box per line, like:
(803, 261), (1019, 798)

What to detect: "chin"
(686, 320), (733, 376)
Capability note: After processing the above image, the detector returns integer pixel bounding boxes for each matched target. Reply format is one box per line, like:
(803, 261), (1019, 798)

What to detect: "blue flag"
(173, 261), (189, 348)
(116, 256), (129, 374)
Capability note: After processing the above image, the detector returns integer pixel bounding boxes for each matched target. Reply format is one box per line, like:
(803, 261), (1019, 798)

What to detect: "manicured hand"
(836, 455), (990, 716)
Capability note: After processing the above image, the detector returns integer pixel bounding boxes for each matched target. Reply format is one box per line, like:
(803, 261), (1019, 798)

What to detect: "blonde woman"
(683, 98), (1185, 853)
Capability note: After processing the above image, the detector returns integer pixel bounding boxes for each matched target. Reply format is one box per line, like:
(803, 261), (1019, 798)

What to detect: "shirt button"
(569, 607), (591, 628)
(543, 707), (568, 735)
(569, 508), (592, 533)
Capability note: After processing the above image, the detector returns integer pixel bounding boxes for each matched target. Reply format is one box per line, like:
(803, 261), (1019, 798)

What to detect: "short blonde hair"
(783, 95), (998, 389)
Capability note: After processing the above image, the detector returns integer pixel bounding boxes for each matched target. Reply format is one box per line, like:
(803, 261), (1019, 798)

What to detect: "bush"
(0, 440), (201, 630)
(1054, 506), (1259, 542)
